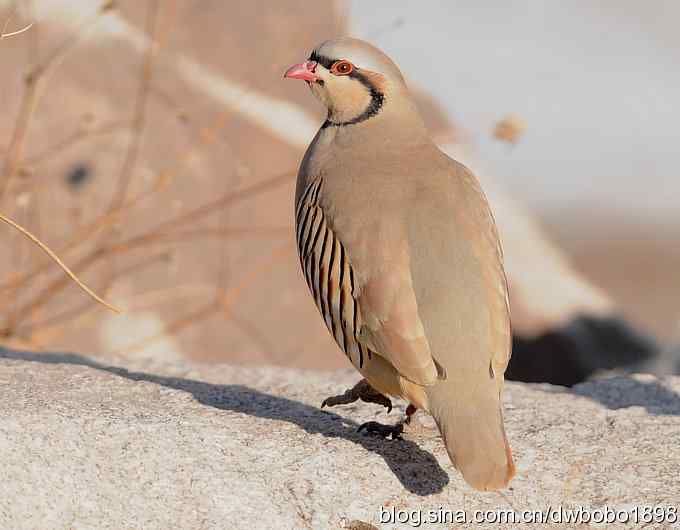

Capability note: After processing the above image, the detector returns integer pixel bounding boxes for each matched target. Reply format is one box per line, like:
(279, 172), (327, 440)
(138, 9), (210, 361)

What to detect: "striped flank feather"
(295, 178), (370, 369)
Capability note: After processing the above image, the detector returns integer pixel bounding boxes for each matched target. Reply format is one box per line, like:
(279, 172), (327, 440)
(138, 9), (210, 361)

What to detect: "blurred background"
(1, 0), (678, 382)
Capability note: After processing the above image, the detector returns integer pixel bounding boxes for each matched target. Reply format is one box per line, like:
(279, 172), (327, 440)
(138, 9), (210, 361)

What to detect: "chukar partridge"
(284, 37), (515, 491)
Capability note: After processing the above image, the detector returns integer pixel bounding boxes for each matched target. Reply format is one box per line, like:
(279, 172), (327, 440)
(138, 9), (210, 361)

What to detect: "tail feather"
(428, 385), (515, 491)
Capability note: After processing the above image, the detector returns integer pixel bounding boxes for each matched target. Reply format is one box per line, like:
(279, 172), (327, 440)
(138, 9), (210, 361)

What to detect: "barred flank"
(295, 178), (367, 369)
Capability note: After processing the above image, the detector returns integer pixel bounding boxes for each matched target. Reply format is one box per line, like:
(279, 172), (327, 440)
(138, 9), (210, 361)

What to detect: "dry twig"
(1, 22), (32, 39)
(1, 2), (33, 39)
(107, 0), (166, 211)
(0, 213), (120, 322)
(0, 0), (295, 361)
(0, 3), (112, 202)
(22, 251), (171, 340)
(2, 219), (289, 333)
(115, 242), (293, 356)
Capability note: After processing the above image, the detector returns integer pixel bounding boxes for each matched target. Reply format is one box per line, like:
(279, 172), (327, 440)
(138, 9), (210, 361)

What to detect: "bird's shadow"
(0, 348), (449, 496)
(532, 373), (680, 416)
(570, 375), (680, 416)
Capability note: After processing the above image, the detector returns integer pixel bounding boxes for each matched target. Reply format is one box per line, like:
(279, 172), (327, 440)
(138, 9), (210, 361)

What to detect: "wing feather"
(295, 177), (440, 385)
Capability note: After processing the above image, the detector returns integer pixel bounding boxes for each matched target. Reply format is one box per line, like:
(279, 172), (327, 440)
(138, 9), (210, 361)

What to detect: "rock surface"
(1, 348), (680, 529)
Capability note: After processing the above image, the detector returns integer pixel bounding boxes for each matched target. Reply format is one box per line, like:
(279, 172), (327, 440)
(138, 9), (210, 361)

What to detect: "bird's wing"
(295, 177), (441, 386)
(355, 238), (443, 386)
(408, 156), (515, 490)
(456, 164), (512, 382)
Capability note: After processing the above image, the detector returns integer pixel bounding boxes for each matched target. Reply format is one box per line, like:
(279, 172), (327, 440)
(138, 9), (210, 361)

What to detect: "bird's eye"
(330, 60), (353, 76)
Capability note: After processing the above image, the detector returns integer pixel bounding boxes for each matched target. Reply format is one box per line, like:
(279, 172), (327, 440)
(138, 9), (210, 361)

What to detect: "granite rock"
(1, 348), (679, 529)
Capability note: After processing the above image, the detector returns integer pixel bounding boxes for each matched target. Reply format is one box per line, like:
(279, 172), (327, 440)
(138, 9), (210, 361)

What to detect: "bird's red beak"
(283, 60), (320, 82)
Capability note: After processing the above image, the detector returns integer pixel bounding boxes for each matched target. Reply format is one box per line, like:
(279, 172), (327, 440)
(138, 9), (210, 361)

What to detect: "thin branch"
(0, 213), (120, 319)
(107, 0), (164, 211)
(114, 283), (215, 311)
(3, 224), (288, 332)
(153, 170), (294, 235)
(115, 243), (293, 356)
(0, 107), (261, 293)
(0, 2), (33, 39)
(0, 3), (112, 202)
(0, 167), (171, 291)
(0, 170), (293, 294)
(1, 22), (32, 39)
(27, 120), (130, 167)
(3, 120), (131, 196)
(22, 251), (170, 336)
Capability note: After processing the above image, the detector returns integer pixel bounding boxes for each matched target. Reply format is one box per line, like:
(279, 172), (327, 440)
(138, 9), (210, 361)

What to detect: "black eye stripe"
(308, 50), (385, 128)
(309, 51), (334, 70)
(308, 53), (356, 78)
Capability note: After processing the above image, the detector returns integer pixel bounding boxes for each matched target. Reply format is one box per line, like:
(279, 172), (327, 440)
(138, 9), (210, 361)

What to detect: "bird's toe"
(357, 421), (404, 440)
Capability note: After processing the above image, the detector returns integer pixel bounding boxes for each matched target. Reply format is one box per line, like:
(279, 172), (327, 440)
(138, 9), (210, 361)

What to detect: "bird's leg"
(321, 378), (393, 413)
(357, 404), (418, 440)
(403, 403), (418, 424)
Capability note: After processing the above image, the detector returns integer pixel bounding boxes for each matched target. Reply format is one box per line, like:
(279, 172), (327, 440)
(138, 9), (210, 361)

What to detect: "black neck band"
(310, 51), (386, 129)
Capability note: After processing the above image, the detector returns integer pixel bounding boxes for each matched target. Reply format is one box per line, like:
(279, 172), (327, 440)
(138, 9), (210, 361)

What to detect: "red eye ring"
(330, 60), (353, 76)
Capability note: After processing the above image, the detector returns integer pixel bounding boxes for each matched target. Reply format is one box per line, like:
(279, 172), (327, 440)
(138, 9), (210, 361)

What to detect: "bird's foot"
(357, 404), (418, 440)
(357, 420), (404, 440)
(321, 379), (393, 413)
(403, 403), (418, 425)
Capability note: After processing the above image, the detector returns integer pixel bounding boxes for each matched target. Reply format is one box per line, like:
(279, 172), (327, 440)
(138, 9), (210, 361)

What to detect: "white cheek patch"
(310, 82), (332, 108)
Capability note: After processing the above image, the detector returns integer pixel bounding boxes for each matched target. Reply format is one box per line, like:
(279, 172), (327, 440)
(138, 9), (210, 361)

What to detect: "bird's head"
(284, 38), (410, 128)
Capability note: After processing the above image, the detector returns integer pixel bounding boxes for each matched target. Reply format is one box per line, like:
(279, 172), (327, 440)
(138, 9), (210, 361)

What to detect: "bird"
(410, 94), (666, 386)
(284, 37), (515, 491)
(474, 177), (662, 386)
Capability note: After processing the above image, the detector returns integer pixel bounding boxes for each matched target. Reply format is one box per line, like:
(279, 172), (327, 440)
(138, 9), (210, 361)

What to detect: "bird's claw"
(357, 421), (404, 440)
(320, 379), (392, 413)
(321, 393), (351, 409)
(366, 393), (392, 414)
